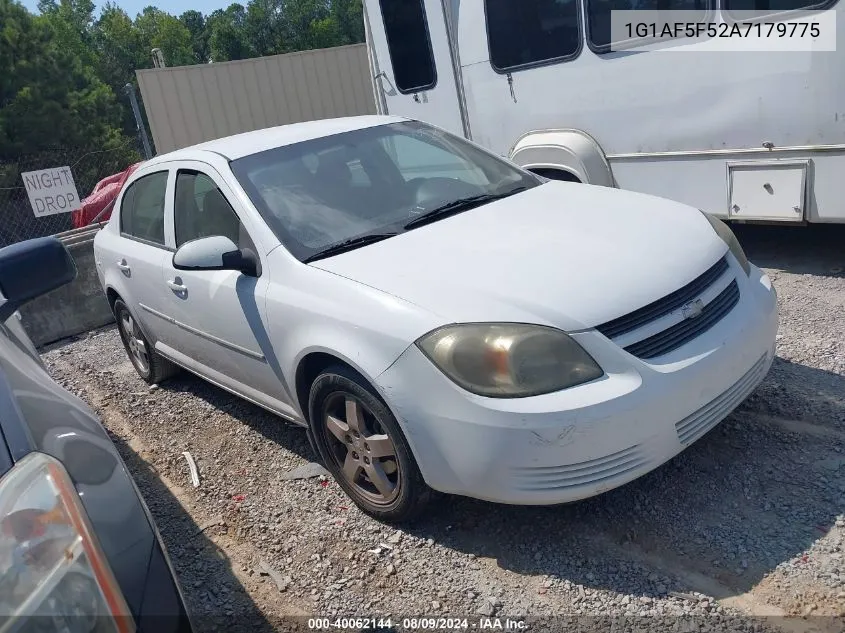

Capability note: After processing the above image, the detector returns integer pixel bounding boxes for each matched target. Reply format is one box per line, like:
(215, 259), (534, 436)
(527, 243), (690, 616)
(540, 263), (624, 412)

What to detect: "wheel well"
(529, 167), (582, 183)
(295, 352), (357, 422)
(106, 288), (121, 313)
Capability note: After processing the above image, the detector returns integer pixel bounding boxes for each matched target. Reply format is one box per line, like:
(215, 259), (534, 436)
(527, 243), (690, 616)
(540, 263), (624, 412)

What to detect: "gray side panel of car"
(0, 323), (155, 618)
(0, 370), (17, 475)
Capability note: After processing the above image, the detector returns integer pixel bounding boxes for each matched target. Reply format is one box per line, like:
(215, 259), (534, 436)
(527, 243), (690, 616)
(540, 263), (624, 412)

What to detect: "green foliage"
(179, 9), (209, 63)
(209, 6), (256, 61)
(135, 7), (195, 67)
(0, 0), (134, 162)
(1, 0), (366, 159)
(244, 0), (283, 57)
(95, 5), (145, 91)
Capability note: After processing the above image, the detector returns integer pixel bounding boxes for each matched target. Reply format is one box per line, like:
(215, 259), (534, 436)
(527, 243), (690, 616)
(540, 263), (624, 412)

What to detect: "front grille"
(675, 354), (769, 445)
(624, 280), (740, 359)
(511, 445), (647, 491)
(597, 257), (730, 339)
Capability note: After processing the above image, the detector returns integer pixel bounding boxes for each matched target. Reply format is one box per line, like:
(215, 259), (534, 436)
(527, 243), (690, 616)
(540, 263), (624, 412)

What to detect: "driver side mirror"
(0, 237), (77, 321)
(173, 236), (259, 277)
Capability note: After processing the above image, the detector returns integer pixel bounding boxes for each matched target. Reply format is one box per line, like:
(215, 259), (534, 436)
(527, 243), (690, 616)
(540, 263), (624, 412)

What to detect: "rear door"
(112, 169), (174, 346)
(365, 0), (467, 136)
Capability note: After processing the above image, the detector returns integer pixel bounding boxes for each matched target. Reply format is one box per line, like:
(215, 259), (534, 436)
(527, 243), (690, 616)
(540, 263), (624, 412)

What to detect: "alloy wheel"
(119, 311), (149, 374)
(323, 395), (401, 505)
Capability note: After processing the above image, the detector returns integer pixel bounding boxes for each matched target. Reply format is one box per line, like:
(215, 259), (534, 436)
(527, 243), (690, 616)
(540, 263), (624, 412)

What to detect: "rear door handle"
(167, 279), (187, 293)
(116, 259), (130, 273)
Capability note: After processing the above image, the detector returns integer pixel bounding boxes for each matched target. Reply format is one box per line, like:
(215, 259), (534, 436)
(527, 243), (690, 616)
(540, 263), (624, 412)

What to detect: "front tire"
(114, 299), (178, 385)
(308, 365), (431, 522)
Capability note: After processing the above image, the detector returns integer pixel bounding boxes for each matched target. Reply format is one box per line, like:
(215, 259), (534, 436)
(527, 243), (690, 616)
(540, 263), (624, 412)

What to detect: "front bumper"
(375, 263), (778, 505)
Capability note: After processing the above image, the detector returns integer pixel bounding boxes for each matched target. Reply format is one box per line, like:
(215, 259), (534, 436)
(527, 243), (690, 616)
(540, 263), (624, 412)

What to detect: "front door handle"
(116, 259), (131, 275)
(167, 278), (187, 293)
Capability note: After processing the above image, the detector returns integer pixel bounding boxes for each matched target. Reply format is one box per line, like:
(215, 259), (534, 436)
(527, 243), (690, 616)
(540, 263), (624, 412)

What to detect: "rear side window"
(587, 0), (710, 50)
(486, 0), (581, 72)
(120, 172), (168, 245)
(379, 0), (437, 93)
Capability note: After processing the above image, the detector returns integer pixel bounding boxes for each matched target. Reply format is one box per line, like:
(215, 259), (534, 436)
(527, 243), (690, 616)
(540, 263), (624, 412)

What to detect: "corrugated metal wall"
(136, 44), (377, 154)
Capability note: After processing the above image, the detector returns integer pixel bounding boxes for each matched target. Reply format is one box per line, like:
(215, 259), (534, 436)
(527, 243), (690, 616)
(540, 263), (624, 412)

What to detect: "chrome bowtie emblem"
(682, 298), (705, 320)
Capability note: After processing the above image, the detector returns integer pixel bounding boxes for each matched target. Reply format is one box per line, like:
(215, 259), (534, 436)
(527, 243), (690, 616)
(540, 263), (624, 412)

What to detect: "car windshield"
(229, 121), (541, 261)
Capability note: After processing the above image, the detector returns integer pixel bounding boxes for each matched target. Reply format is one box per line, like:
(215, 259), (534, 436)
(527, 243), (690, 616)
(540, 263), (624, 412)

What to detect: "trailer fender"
(509, 129), (617, 188)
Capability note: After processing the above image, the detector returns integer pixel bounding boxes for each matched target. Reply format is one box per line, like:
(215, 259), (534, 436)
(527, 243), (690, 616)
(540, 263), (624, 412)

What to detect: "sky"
(20, 0), (233, 18)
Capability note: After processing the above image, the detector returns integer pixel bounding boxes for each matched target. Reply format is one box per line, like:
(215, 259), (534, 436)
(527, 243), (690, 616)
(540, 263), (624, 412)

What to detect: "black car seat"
(201, 188), (240, 245)
(174, 177), (201, 244)
(315, 150), (355, 209)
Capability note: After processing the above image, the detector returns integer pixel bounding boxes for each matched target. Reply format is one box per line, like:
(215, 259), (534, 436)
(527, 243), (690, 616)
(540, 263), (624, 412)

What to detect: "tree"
(179, 9), (209, 63)
(36, 0), (98, 67)
(330, 0), (364, 45)
(134, 6), (195, 67)
(309, 15), (342, 50)
(208, 4), (254, 61)
(245, 0), (283, 56)
(0, 0), (131, 159)
(91, 3), (148, 136)
(94, 4), (146, 90)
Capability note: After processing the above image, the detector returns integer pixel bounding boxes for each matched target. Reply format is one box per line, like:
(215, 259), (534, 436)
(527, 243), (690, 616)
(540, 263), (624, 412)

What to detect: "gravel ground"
(41, 224), (845, 633)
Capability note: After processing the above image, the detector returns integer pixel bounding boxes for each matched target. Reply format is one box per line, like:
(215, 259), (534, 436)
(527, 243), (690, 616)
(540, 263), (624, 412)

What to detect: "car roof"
(146, 115), (409, 164)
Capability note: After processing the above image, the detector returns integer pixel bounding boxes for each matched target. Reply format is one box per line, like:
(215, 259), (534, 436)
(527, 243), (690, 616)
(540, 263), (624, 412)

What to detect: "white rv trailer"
(361, 0), (845, 223)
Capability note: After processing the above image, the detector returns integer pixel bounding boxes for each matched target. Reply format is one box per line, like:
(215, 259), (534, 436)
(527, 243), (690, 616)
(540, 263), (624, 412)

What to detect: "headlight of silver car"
(416, 323), (603, 398)
(700, 211), (751, 275)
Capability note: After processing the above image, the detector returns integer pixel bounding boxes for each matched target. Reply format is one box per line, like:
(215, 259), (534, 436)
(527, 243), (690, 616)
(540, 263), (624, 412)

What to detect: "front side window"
(120, 171), (168, 245)
(230, 121), (541, 262)
(379, 0), (436, 93)
(486, 0), (581, 72)
(174, 171), (254, 251)
(587, 0), (710, 50)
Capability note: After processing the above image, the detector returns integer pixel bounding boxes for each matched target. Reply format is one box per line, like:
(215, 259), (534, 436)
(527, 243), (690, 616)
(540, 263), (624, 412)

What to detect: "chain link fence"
(0, 140), (144, 248)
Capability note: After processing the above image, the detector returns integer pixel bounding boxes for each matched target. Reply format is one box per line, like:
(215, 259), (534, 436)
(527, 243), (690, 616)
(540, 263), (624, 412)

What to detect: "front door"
(365, 0), (467, 137)
(161, 162), (295, 418)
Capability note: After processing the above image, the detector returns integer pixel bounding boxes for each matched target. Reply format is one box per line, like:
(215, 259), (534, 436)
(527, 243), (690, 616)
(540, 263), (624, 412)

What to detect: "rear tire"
(308, 365), (431, 523)
(114, 299), (179, 385)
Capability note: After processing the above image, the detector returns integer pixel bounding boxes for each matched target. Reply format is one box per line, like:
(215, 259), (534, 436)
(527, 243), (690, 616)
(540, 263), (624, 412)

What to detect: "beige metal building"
(136, 44), (377, 154)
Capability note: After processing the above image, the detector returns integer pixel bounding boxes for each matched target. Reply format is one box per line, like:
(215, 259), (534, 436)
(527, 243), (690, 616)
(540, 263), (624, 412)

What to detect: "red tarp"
(72, 163), (142, 229)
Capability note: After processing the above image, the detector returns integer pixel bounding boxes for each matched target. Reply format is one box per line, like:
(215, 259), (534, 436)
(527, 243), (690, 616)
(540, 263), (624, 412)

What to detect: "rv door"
(365, 0), (467, 137)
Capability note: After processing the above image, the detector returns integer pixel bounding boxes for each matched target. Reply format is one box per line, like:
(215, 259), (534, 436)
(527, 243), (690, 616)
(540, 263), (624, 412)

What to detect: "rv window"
(378, 0), (437, 93)
(587, 0), (711, 49)
(485, 0), (581, 72)
(724, 0), (835, 16)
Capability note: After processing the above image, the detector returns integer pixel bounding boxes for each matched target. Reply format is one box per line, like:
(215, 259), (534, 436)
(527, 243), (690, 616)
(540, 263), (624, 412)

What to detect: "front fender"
(265, 261), (444, 417)
(510, 129), (617, 187)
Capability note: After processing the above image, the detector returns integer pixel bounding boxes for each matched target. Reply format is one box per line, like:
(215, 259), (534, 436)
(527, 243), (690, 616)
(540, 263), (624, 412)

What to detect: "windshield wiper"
(303, 233), (399, 263)
(404, 186), (530, 230)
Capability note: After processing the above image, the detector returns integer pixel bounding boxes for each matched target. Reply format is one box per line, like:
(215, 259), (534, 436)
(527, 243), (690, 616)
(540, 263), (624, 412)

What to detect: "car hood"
(310, 181), (729, 331)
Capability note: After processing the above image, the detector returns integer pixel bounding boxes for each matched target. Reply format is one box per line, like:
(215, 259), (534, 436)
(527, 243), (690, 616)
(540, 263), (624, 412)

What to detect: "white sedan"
(94, 115), (778, 521)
